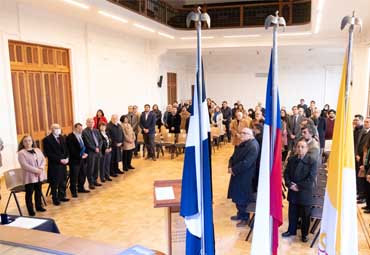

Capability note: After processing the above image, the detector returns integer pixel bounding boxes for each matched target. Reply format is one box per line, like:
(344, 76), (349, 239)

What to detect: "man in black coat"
(356, 117), (370, 203)
(166, 107), (181, 142)
(66, 123), (89, 197)
(227, 127), (259, 227)
(106, 114), (124, 176)
(282, 139), (317, 243)
(221, 101), (232, 142)
(43, 123), (70, 205)
(82, 118), (103, 190)
(139, 104), (157, 160)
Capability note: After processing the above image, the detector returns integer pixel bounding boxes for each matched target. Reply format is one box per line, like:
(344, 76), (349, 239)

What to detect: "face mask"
(53, 128), (61, 136)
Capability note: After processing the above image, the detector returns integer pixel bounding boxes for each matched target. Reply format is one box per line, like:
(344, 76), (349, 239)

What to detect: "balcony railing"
(107, 0), (311, 29)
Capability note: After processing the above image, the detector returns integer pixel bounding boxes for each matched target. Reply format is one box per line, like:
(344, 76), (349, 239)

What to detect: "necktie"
(78, 136), (84, 148)
(91, 130), (98, 147)
(293, 116), (297, 132)
(56, 136), (60, 144)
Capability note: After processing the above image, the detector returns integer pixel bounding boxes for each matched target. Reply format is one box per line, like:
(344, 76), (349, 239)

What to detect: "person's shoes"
(152, 157), (157, 161)
(123, 168), (128, 171)
(94, 182), (102, 187)
(78, 189), (90, 193)
(361, 206), (369, 210)
(128, 166), (135, 170)
(357, 198), (366, 204)
(111, 174), (118, 177)
(101, 180), (106, 183)
(236, 220), (249, 227)
(36, 207), (46, 212)
(282, 231), (296, 237)
(72, 193), (78, 198)
(364, 209), (370, 214)
(60, 198), (70, 202)
(145, 157), (150, 160)
(107, 178), (113, 181)
(117, 170), (124, 174)
(301, 236), (309, 243)
(89, 185), (95, 190)
(230, 215), (241, 221)
(28, 211), (36, 216)
(53, 200), (61, 206)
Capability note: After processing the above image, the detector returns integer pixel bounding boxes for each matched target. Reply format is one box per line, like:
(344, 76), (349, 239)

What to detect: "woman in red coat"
(93, 109), (108, 129)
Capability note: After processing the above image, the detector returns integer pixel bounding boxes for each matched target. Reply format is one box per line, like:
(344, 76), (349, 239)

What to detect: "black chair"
(310, 206), (323, 248)
(245, 202), (256, 241)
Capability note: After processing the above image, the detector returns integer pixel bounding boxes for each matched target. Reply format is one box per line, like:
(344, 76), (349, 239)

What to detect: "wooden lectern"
(153, 179), (186, 255)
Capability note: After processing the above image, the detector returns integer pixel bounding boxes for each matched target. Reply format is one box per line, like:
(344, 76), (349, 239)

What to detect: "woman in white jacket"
(211, 106), (224, 135)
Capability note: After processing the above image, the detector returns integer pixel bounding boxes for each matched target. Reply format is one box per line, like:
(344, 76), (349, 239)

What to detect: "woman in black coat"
(282, 139), (317, 243)
(227, 128), (259, 227)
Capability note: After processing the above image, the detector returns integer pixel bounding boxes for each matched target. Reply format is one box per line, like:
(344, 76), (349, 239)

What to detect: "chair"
(162, 132), (176, 159)
(154, 132), (164, 158)
(136, 128), (146, 158)
(3, 168), (25, 216)
(245, 202), (256, 241)
(310, 206), (323, 248)
(175, 133), (187, 156)
(210, 127), (220, 152)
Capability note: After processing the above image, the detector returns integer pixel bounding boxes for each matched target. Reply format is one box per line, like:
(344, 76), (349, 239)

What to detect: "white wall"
(0, 0), (165, 171)
(163, 46), (347, 112)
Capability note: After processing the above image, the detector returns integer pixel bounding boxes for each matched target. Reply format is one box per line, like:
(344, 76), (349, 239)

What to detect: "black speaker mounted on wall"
(157, 75), (163, 88)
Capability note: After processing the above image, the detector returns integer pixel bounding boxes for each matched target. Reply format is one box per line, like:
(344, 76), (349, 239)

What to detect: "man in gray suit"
(287, 106), (303, 151)
(82, 118), (103, 190)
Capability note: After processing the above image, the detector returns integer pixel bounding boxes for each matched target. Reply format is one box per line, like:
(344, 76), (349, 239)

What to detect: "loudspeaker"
(157, 75), (163, 88)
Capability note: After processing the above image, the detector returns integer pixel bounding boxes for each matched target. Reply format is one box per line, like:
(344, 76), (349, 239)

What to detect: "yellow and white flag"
(318, 56), (358, 254)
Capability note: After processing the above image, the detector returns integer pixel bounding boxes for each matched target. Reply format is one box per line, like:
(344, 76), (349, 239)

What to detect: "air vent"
(255, 73), (268, 78)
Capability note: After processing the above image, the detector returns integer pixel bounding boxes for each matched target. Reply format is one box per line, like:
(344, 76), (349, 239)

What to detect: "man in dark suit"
(297, 98), (307, 112)
(66, 123), (89, 197)
(82, 118), (103, 190)
(139, 104), (157, 161)
(221, 101), (232, 142)
(282, 139), (317, 243)
(43, 123), (70, 205)
(356, 117), (370, 204)
(287, 106), (303, 151)
(227, 127), (259, 227)
(107, 114), (124, 176)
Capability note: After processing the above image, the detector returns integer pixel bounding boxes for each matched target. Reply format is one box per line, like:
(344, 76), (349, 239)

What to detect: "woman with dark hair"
(152, 104), (163, 131)
(17, 135), (47, 216)
(93, 109), (108, 129)
(122, 115), (136, 171)
(247, 108), (255, 120)
(320, 104), (330, 118)
(99, 122), (112, 182)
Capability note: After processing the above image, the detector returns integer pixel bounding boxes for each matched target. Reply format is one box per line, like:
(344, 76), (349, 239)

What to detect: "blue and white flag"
(180, 60), (215, 255)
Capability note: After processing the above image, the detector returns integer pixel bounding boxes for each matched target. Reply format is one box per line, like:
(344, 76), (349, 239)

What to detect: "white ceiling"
(18, 0), (370, 50)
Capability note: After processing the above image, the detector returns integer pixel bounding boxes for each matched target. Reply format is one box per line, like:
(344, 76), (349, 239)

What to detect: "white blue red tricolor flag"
(251, 50), (283, 255)
(180, 59), (215, 255)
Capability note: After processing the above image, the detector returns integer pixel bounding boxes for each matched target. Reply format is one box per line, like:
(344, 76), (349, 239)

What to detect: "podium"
(153, 179), (186, 255)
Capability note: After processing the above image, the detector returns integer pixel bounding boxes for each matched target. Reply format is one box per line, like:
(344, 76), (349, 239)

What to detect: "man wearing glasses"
(227, 128), (259, 227)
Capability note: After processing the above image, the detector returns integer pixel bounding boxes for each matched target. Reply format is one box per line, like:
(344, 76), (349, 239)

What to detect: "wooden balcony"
(107, 0), (311, 29)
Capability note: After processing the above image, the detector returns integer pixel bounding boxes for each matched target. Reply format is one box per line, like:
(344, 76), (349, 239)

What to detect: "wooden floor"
(1, 144), (370, 254)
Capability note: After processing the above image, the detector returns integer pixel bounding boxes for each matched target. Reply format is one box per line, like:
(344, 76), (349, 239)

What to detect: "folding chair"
(245, 202), (256, 241)
(3, 168), (25, 216)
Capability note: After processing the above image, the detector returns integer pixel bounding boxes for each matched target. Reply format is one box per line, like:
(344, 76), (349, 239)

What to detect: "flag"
(251, 50), (283, 255)
(180, 59), (215, 255)
(318, 55), (358, 254)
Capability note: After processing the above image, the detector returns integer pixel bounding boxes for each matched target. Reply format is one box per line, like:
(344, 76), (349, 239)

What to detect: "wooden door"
(9, 40), (73, 147)
(167, 72), (177, 105)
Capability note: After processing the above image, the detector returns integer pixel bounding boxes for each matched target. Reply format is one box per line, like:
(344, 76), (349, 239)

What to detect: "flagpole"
(186, 6), (211, 255)
(264, 10), (285, 253)
(340, 11), (362, 124)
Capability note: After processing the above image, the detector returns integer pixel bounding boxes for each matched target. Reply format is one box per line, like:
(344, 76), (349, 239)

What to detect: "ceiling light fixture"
(98, 10), (128, 23)
(223, 35), (261, 38)
(180, 36), (214, 40)
(158, 32), (175, 39)
(133, 23), (155, 33)
(61, 0), (89, 9)
(314, 0), (325, 34)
